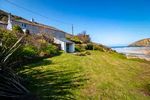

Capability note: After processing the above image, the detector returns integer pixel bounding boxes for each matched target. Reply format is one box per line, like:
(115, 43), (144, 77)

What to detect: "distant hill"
(129, 38), (150, 47)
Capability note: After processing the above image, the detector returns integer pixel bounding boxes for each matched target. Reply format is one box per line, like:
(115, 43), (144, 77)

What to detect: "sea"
(111, 46), (150, 61)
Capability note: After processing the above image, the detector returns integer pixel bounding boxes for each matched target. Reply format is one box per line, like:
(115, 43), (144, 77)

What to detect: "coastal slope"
(129, 38), (150, 47)
(18, 51), (150, 100)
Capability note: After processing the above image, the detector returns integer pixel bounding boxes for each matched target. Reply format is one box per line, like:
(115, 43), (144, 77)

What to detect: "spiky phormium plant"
(0, 35), (38, 100)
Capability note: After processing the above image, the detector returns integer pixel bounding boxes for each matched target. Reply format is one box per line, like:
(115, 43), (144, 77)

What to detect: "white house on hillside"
(4, 13), (75, 53)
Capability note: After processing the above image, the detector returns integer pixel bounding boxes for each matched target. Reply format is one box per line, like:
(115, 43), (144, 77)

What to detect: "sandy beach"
(112, 47), (150, 61)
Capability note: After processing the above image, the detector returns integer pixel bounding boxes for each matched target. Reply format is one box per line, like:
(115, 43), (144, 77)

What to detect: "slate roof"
(13, 19), (66, 33)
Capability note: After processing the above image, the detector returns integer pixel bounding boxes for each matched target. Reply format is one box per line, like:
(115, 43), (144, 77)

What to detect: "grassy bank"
(18, 51), (150, 100)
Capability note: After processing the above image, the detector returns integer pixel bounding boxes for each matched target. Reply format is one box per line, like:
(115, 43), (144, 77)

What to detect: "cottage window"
(24, 24), (26, 27)
(21, 23), (26, 28)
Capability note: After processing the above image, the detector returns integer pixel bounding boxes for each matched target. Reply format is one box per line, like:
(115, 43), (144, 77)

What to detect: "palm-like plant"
(0, 35), (36, 99)
(0, 36), (23, 69)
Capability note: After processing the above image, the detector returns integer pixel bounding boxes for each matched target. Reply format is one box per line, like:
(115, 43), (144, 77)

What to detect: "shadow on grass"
(17, 59), (52, 72)
(19, 59), (88, 100)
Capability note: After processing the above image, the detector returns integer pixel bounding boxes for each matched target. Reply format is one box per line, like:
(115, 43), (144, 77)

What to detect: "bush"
(0, 28), (17, 48)
(76, 52), (86, 56)
(12, 25), (23, 33)
(86, 43), (93, 50)
(93, 44), (104, 51)
(76, 43), (102, 52)
(22, 45), (38, 57)
(84, 51), (91, 55)
(75, 45), (81, 52)
(68, 36), (82, 44)
(76, 51), (91, 56)
(75, 44), (86, 52)
(76, 31), (91, 43)
(75, 42), (114, 53)
(0, 29), (38, 100)
(40, 44), (59, 56)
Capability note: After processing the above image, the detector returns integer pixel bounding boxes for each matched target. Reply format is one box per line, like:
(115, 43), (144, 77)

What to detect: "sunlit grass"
(18, 51), (150, 100)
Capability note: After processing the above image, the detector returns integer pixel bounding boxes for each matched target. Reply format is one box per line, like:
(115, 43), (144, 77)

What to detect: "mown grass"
(18, 51), (150, 100)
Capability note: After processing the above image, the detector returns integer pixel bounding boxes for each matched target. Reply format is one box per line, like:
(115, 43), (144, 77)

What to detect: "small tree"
(77, 31), (91, 43)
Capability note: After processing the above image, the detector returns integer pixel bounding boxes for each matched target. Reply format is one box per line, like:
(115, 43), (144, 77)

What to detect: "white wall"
(61, 42), (66, 52)
(54, 38), (75, 52)
(69, 43), (75, 53)
(7, 20), (12, 30)
(54, 38), (66, 52)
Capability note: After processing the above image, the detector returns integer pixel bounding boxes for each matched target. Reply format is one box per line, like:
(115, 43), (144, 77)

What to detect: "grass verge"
(18, 51), (150, 100)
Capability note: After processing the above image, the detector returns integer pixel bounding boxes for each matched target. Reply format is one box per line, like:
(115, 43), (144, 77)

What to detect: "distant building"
(1, 13), (75, 53)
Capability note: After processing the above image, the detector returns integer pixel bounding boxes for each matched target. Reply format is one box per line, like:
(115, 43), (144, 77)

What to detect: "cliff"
(129, 38), (150, 47)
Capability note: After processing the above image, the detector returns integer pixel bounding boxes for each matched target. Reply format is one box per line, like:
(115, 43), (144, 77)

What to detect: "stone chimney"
(7, 13), (13, 30)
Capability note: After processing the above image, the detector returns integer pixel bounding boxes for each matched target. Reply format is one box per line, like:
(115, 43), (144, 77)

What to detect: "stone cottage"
(4, 13), (75, 53)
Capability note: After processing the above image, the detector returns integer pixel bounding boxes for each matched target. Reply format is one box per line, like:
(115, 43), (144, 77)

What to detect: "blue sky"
(0, 0), (150, 46)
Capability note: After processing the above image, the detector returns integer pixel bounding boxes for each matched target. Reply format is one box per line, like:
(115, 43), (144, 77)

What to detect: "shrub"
(75, 45), (81, 52)
(40, 44), (59, 56)
(84, 51), (91, 55)
(76, 31), (91, 43)
(12, 25), (23, 33)
(69, 36), (82, 44)
(86, 43), (93, 50)
(0, 30), (37, 100)
(93, 44), (104, 51)
(75, 44), (86, 52)
(76, 51), (91, 56)
(22, 45), (38, 57)
(0, 28), (17, 48)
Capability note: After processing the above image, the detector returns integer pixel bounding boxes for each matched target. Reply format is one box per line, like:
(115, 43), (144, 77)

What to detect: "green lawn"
(18, 51), (150, 100)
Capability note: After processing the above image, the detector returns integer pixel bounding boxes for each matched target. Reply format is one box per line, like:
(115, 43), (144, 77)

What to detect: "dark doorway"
(66, 43), (70, 52)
